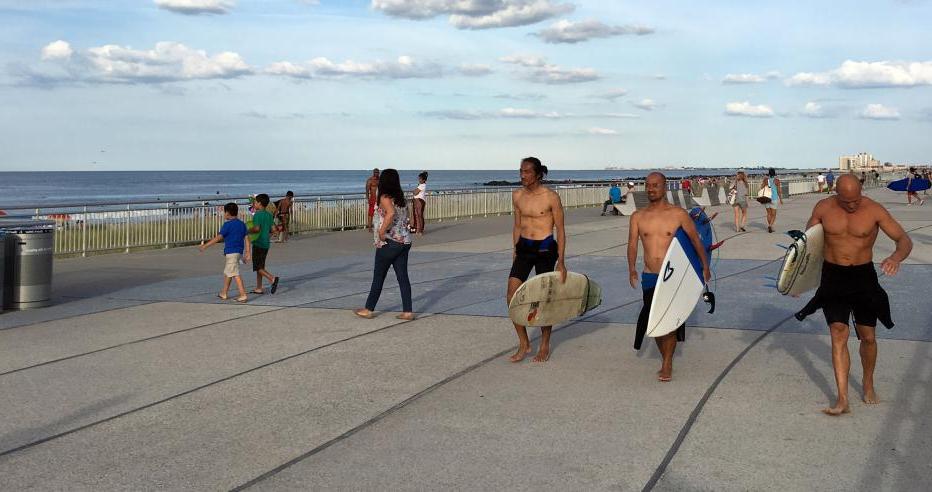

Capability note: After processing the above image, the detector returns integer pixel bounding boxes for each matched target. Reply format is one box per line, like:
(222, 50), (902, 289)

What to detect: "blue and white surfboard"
(645, 228), (707, 338)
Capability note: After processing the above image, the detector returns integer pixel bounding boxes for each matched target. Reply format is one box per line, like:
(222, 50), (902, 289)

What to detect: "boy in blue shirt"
(200, 202), (251, 303)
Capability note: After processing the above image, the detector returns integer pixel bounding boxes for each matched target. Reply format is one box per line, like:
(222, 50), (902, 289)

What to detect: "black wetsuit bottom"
(634, 287), (686, 350)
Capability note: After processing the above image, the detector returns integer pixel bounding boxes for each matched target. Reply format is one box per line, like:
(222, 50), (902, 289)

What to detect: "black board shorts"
(509, 236), (558, 281)
(820, 262), (886, 328)
(252, 246), (269, 272)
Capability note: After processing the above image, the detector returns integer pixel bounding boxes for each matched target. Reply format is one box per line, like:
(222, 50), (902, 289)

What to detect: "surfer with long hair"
(795, 174), (912, 415)
(628, 172), (711, 382)
(506, 157), (567, 363)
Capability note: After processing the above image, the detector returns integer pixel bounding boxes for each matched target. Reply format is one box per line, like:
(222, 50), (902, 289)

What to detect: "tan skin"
(506, 161), (567, 363)
(805, 174), (912, 416)
(628, 173), (711, 382)
(365, 169), (380, 229)
(731, 172), (749, 232)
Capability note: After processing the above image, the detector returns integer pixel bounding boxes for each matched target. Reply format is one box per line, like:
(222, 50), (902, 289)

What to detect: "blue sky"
(0, 0), (930, 171)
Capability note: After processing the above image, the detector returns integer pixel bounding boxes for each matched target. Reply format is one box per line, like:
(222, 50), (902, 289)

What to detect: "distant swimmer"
(506, 157), (567, 363)
(628, 172), (710, 382)
(366, 168), (380, 230)
(795, 174), (912, 416)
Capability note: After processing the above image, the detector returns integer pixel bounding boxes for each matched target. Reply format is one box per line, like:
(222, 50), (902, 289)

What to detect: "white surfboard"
(508, 271), (602, 327)
(776, 224), (824, 296)
(613, 201), (636, 215)
(645, 228), (706, 338)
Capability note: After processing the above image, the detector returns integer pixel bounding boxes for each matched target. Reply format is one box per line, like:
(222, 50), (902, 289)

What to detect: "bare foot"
(658, 365), (672, 382)
(532, 344), (550, 363)
(509, 345), (531, 363)
(863, 387), (880, 404)
(821, 400), (851, 416)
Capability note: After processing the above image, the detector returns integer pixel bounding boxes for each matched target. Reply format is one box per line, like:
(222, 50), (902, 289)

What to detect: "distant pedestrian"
(601, 182), (623, 215)
(825, 170), (835, 193)
(730, 171), (749, 232)
(759, 168), (783, 233)
(249, 194), (281, 295)
(365, 168), (380, 230)
(681, 178), (692, 195)
(410, 171), (428, 234)
(354, 169), (414, 321)
(817, 173), (826, 193)
(906, 167), (925, 206)
(275, 191), (294, 243)
(199, 202), (250, 303)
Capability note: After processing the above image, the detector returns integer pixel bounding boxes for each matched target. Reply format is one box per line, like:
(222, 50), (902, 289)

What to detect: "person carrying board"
(506, 157), (567, 363)
(627, 172), (711, 382)
(794, 174), (912, 416)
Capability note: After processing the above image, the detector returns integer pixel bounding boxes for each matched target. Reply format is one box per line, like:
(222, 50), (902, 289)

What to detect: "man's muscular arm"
(681, 211), (712, 283)
(551, 191), (567, 283)
(627, 212), (640, 289)
(805, 200), (825, 229)
(877, 205), (912, 276)
(512, 190), (522, 257)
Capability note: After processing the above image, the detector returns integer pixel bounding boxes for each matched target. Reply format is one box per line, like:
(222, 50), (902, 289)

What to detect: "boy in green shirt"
(249, 194), (281, 294)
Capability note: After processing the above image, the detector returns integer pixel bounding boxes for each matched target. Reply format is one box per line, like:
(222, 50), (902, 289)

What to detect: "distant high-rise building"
(839, 152), (880, 171)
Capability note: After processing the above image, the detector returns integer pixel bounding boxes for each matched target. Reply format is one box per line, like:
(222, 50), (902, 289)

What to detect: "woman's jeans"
(365, 240), (413, 312)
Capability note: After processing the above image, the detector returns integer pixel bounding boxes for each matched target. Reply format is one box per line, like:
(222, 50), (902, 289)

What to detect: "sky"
(0, 0), (930, 171)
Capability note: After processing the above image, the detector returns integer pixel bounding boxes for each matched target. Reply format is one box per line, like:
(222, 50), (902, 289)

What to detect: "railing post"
(164, 203), (170, 248)
(340, 196), (345, 231)
(125, 204), (131, 253)
(82, 205), (87, 257)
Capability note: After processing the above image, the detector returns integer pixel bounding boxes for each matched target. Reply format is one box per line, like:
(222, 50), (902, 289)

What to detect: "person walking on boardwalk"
(759, 168), (783, 233)
(794, 174), (912, 415)
(410, 171), (428, 234)
(730, 170), (749, 232)
(628, 172), (710, 382)
(275, 191), (294, 243)
(905, 167), (925, 206)
(506, 157), (567, 363)
(354, 169), (415, 321)
(249, 194), (281, 295)
(365, 168), (380, 230)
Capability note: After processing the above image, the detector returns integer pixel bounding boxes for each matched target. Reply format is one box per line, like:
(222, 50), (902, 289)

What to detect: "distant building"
(839, 152), (880, 171)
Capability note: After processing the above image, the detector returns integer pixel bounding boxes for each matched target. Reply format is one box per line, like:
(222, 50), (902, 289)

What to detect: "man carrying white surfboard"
(628, 172), (711, 382)
(506, 157), (567, 363)
(795, 174), (912, 416)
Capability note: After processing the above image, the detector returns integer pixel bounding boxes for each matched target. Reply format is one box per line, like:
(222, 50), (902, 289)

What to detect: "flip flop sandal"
(235, 296), (248, 303)
(217, 294), (228, 300)
(353, 309), (374, 319)
(252, 289), (264, 295)
(271, 277), (280, 294)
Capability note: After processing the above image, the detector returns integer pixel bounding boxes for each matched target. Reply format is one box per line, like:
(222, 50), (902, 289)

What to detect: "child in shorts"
(248, 194), (280, 294)
(200, 202), (251, 303)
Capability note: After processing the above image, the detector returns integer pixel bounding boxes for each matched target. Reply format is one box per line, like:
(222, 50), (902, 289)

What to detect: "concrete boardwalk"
(1, 189), (931, 490)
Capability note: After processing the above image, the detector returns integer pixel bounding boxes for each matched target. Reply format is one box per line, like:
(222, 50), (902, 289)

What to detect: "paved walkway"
(1, 189), (931, 490)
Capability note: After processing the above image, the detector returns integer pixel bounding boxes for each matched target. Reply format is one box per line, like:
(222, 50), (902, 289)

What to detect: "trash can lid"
(0, 218), (56, 232)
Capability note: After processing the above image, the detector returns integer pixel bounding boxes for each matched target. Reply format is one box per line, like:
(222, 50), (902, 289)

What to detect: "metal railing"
(2, 175), (890, 257)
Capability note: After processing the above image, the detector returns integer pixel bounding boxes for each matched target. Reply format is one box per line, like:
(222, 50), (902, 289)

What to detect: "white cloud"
(266, 55), (442, 79)
(587, 127), (619, 135)
(535, 19), (654, 44)
(30, 41), (251, 84)
(860, 104), (900, 120)
(458, 63), (493, 76)
(787, 60), (932, 88)
(722, 72), (780, 84)
(154, 0), (234, 15)
(423, 107), (635, 120)
(372, 0), (573, 29)
(500, 54), (599, 84)
(591, 87), (628, 101)
(724, 101), (775, 118)
(499, 107), (562, 118)
(802, 102), (825, 118)
(632, 98), (657, 111)
(41, 40), (72, 60)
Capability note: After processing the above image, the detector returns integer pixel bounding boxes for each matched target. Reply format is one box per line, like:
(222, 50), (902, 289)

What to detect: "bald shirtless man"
(795, 174), (912, 415)
(628, 172), (711, 382)
(506, 157), (567, 363)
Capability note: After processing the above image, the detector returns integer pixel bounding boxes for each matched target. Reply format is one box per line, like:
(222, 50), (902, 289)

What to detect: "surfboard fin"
(702, 291), (716, 314)
(710, 240), (725, 251)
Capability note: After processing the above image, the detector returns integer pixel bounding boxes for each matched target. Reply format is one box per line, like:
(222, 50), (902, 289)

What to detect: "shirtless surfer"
(366, 168), (380, 230)
(795, 174), (912, 415)
(506, 157), (567, 363)
(628, 172), (711, 382)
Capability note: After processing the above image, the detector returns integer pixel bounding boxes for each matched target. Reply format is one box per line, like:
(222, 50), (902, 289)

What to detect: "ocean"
(1, 169), (792, 208)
